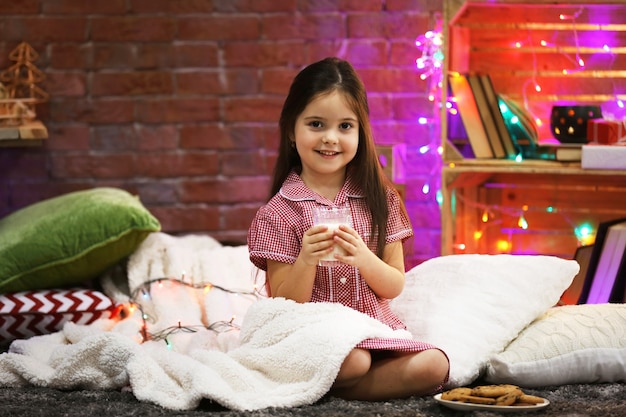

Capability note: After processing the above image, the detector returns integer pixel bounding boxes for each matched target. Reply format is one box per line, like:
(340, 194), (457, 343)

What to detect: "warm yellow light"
(496, 240), (511, 252)
(474, 231), (483, 240)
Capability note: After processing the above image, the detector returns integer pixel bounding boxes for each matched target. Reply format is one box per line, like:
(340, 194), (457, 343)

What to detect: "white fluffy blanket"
(0, 233), (413, 411)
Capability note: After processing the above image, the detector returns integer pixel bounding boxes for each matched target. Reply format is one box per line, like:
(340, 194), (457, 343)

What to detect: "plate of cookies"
(434, 384), (549, 412)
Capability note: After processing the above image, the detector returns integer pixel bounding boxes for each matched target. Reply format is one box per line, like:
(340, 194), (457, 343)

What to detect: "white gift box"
(581, 145), (626, 170)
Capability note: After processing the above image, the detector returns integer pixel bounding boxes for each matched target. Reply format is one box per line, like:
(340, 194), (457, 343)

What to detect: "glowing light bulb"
(474, 231), (483, 240)
(518, 215), (528, 230)
(496, 240), (511, 252)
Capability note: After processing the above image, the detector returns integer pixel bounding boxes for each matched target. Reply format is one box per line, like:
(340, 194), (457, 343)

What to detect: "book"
(555, 144), (583, 161)
(448, 73), (494, 159)
(586, 222), (626, 303)
(532, 143), (583, 162)
(609, 243), (626, 303)
(578, 218), (626, 304)
(497, 94), (539, 158)
(467, 74), (506, 158)
(560, 244), (594, 305)
(478, 74), (518, 159)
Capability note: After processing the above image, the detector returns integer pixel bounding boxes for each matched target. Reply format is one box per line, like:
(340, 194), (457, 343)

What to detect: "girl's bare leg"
(331, 348), (449, 401)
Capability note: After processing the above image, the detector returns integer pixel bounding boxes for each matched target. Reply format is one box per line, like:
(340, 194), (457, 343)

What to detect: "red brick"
(392, 94), (434, 121)
(91, 71), (173, 96)
(4, 17), (88, 42)
(347, 12), (429, 39)
(178, 16), (260, 40)
(222, 204), (259, 230)
(368, 95), (393, 120)
(357, 68), (424, 93)
(338, 0), (384, 11)
(136, 98), (220, 123)
(93, 44), (135, 69)
(43, 0), (127, 14)
(50, 153), (137, 179)
(0, 0), (39, 14)
(224, 96), (283, 122)
(91, 126), (139, 150)
(132, 43), (220, 69)
(259, 124), (280, 151)
(223, 41), (306, 67)
(130, 0), (214, 13)
(390, 40), (419, 66)
(180, 124), (229, 149)
(213, 0), (296, 13)
(49, 43), (92, 69)
(181, 177), (269, 204)
(50, 98), (135, 124)
(137, 125), (179, 150)
(136, 152), (219, 177)
(262, 14), (344, 40)
(149, 205), (221, 233)
(232, 125), (276, 150)
(177, 69), (259, 95)
(386, 0), (442, 12)
(222, 151), (266, 176)
(44, 72), (87, 97)
(46, 124), (91, 151)
(134, 182), (178, 204)
(91, 17), (176, 42)
(261, 68), (298, 94)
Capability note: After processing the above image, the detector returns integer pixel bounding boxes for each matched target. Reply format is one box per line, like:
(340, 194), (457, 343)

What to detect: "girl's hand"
(332, 224), (377, 268)
(300, 225), (335, 266)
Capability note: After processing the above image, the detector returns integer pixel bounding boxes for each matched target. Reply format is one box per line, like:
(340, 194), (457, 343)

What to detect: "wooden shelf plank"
(0, 120), (48, 146)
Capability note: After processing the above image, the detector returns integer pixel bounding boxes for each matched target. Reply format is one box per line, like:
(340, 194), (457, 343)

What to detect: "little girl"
(248, 57), (449, 401)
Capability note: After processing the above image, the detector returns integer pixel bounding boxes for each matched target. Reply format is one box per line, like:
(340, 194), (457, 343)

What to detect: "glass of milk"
(312, 206), (352, 266)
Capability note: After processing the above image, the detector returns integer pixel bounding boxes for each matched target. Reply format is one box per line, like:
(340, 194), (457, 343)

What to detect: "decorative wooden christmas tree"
(0, 42), (48, 139)
(0, 42), (48, 101)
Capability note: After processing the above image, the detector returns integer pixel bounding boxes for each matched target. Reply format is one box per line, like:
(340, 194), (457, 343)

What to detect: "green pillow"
(0, 187), (161, 293)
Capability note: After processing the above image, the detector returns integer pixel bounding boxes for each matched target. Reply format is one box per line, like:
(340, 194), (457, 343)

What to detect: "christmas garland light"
(123, 277), (262, 347)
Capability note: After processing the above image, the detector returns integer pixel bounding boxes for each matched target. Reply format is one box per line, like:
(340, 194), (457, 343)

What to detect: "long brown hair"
(271, 57), (408, 258)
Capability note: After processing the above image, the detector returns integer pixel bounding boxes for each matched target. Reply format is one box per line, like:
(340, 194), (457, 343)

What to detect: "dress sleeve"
(247, 204), (301, 271)
(385, 188), (414, 244)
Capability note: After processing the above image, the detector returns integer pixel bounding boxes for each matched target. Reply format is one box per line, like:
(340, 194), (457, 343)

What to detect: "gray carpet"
(1, 382), (625, 416)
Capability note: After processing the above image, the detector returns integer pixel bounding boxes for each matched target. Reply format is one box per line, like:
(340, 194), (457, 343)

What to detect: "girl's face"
(293, 90), (359, 184)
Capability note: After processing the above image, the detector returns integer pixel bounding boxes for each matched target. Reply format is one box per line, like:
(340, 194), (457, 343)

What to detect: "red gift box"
(587, 119), (626, 144)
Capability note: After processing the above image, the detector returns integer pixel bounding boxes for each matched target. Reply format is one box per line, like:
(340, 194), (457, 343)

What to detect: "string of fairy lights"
(413, 7), (624, 252)
(122, 276), (263, 349)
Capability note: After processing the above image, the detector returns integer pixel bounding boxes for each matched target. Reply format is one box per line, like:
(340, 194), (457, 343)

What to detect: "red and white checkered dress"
(248, 171), (440, 353)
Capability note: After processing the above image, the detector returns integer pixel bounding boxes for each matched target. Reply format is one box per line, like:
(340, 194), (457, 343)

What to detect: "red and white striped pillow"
(0, 288), (118, 344)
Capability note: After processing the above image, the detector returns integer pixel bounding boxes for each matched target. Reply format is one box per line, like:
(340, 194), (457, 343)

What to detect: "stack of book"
(574, 218), (626, 304)
(448, 73), (518, 159)
(448, 72), (582, 162)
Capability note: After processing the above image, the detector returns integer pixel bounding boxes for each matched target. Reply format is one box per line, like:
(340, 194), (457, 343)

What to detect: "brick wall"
(0, 0), (443, 265)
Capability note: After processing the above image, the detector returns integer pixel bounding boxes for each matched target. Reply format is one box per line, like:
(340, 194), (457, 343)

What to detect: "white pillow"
(390, 254), (579, 387)
(485, 303), (626, 387)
